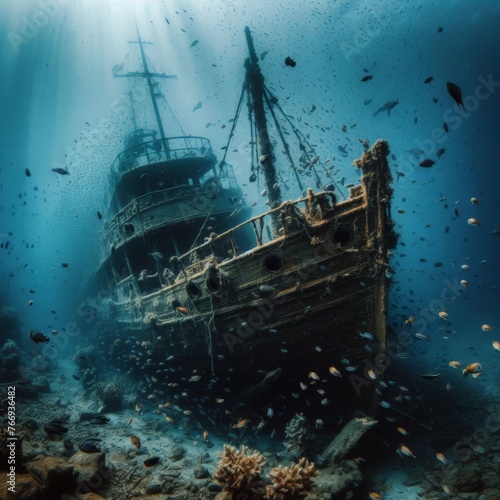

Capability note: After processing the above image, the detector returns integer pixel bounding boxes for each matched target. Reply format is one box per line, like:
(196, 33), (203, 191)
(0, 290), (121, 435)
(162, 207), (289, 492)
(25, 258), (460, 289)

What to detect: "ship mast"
(244, 27), (282, 234)
(114, 27), (177, 148)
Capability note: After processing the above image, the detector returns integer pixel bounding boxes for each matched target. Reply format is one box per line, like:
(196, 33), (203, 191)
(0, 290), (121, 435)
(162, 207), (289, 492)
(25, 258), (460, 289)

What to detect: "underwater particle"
(481, 324), (493, 332)
(419, 159), (435, 168)
(467, 218), (481, 226)
(438, 311), (449, 320)
(284, 56), (296, 67)
(424, 76), (434, 84)
(462, 362), (482, 378)
(300, 382), (307, 391)
(131, 435), (141, 449)
(25, 168), (31, 177)
(29, 330), (49, 343)
(460, 279), (469, 287)
(447, 82), (465, 109)
(144, 456), (160, 467)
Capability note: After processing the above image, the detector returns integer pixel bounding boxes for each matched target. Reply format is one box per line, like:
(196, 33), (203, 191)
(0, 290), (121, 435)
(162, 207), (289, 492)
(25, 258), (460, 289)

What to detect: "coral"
(213, 445), (266, 498)
(264, 457), (318, 499)
(0, 339), (21, 382)
(284, 414), (309, 445)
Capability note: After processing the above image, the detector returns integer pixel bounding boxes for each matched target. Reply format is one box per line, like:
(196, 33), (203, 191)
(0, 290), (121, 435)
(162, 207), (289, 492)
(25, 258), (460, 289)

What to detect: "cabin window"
(331, 227), (350, 246)
(263, 254), (282, 272)
(186, 280), (201, 298)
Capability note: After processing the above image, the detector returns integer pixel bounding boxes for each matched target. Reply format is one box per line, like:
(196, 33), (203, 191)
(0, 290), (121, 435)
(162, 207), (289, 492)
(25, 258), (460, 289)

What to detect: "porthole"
(332, 227), (350, 246)
(263, 254), (282, 272)
(186, 280), (201, 298)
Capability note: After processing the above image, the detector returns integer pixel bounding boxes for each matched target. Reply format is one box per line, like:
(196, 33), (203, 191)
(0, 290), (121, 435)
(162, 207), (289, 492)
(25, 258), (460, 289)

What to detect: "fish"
(29, 330), (50, 344)
(135, 403), (142, 413)
(176, 306), (189, 315)
(438, 311), (449, 320)
(203, 431), (209, 442)
(460, 280), (469, 287)
(79, 438), (102, 453)
(419, 159), (435, 168)
(462, 362), (482, 377)
(397, 427), (409, 436)
(398, 444), (417, 458)
(437, 26), (443, 33)
(367, 369), (377, 380)
(467, 218), (481, 227)
(44, 421), (68, 436)
(342, 124), (347, 132)
(61, 263), (69, 268)
(414, 333), (430, 341)
(308, 371), (320, 381)
(436, 148), (446, 157)
(260, 51), (269, 60)
(482, 324), (493, 332)
(443, 121), (449, 133)
(52, 167), (70, 175)
(470, 197), (479, 205)
(97, 211), (102, 219)
(192, 102), (202, 112)
(329, 366), (342, 377)
(361, 75), (373, 82)
(449, 361), (461, 368)
(447, 82), (466, 109)
(127, 417), (133, 425)
(131, 435), (141, 449)
(436, 452), (447, 464)
(369, 493), (381, 500)
(232, 418), (250, 429)
(446, 382), (451, 391)
(418, 373), (441, 379)
(424, 76), (434, 84)
(144, 456), (160, 467)
(407, 148), (425, 157)
(72, 374), (81, 380)
(189, 40), (199, 48)
(51, 329), (58, 336)
(285, 56), (296, 67)
(359, 331), (374, 340)
(89, 416), (110, 425)
(373, 99), (399, 116)
(25, 168), (31, 177)
(189, 375), (201, 382)
(493, 341), (500, 352)
(28, 300), (33, 306)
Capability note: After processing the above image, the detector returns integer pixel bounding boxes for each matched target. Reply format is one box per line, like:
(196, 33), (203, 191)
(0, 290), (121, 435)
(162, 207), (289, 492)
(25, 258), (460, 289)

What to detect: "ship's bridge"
(108, 129), (217, 212)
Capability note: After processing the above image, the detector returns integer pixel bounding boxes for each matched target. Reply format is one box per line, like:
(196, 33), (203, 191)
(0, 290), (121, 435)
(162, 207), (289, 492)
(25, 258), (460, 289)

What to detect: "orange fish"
(462, 362), (482, 378)
(397, 427), (409, 436)
(203, 430), (208, 442)
(369, 493), (382, 500)
(176, 306), (189, 315)
(130, 435), (141, 449)
(436, 452), (447, 464)
(438, 311), (449, 320)
(448, 361), (461, 368)
(164, 414), (175, 423)
(405, 317), (415, 328)
(493, 341), (500, 352)
(482, 324), (493, 332)
(232, 418), (250, 429)
(328, 366), (342, 377)
(398, 444), (417, 458)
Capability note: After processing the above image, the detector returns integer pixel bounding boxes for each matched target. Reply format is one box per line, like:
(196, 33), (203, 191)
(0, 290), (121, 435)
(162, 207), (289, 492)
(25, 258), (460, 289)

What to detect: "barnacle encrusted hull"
(95, 141), (396, 422)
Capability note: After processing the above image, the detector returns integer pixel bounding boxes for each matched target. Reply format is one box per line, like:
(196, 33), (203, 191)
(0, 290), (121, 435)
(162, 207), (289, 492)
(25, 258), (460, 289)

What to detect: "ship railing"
(112, 136), (215, 176)
(178, 190), (337, 274)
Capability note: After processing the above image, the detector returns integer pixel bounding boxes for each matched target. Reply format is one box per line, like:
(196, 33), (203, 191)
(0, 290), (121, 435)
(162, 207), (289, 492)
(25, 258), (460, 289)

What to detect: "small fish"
(72, 374), (80, 380)
(449, 361), (461, 368)
(192, 101), (202, 112)
(446, 382), (451, 391)
(127, 416), (133, 425)
(79, 438), (102, 453)
(361, 75), (373, 82)
(493, 341), (500, 352)
(436, 148), (446, 157)
(61, 263), (69, 268)
(176, 306), (189, 315)
(443, 121), (449, 133)
(438, 311), (449, 320)
(359, 331), (374, 340)
(424, 76), (434, 84)
(97, 211), (102, 219)
(367, 369), (377, 380)
(467, 218), (481, 227)
(397, 427), (409, 436)
(144, 456), (160, 467)
(189, 40), (199, 48)
(29, 330), (49, 344)
(419, 159), (435, 168)
(232, 418), (250, 429)
(470, 197), (479, 205)
(437, 26), (443, 33)
(89, 416), (110, 425)
(260, 50), (269, 60)
(447, 82), (466, 109)
(379, 400), (391, 409)
(462, 362), (482, 377)
(308, 371), (320, 381)
(131, 435), (141, 449)
(369, 492), (381, 500)
(135, 403), (142, 413)
(436, 452), (447, 464)
(52, 167), (70, 175)
(405, 317), (415, 328)
(25, 168), (31, 177)
(398, 444), (417, 458)
(189, 375), (201, 382)
(418, 373), (441, 379)
(284, 56), (296, 67)
(414, 333), (430, 341)
(329, 366), (342, 377)
(481, 324), (493, 332)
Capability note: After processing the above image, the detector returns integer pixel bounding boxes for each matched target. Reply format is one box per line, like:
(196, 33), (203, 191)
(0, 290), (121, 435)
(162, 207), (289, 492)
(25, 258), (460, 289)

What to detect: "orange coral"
(264, 457), (318, 499)
(213, 445), (266, 497)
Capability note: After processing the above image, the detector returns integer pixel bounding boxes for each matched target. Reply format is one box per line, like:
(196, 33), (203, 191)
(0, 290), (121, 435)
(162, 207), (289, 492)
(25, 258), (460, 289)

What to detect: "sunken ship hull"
(94, 140), (396, 424)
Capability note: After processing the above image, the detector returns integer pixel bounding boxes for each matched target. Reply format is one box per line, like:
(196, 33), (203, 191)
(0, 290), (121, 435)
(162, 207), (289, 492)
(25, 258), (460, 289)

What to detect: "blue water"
(1, 1), (499, 497)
